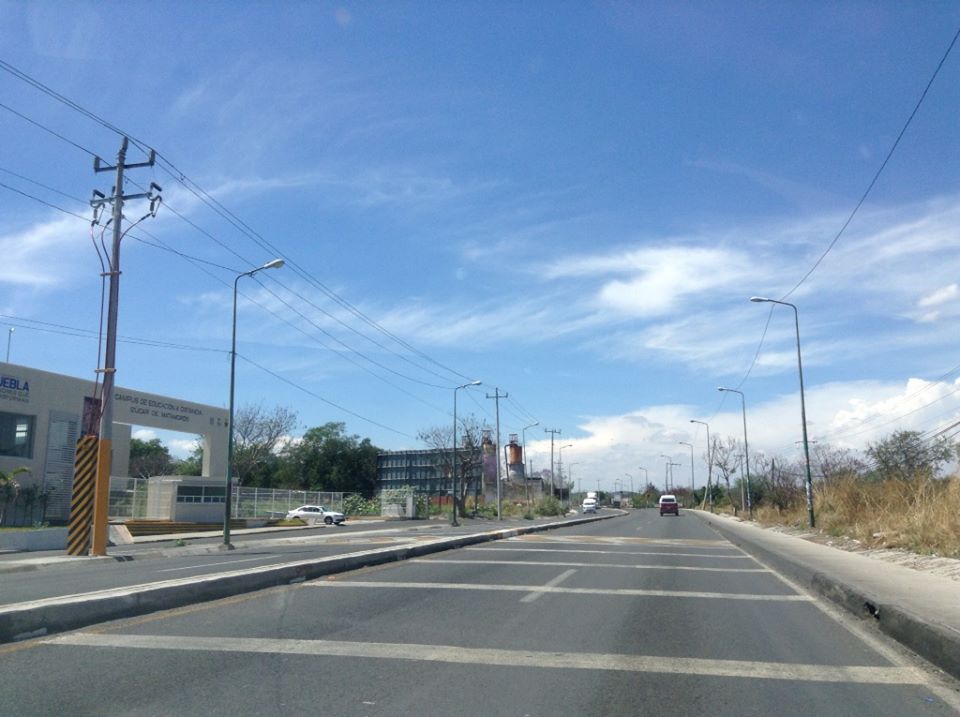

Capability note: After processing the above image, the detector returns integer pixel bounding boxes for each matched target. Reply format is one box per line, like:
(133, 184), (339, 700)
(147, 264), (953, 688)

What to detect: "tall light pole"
(5, 327), (12, 362)
(545, 428), (561, 498)
(452, 380), (482, 526)
(624, 473), (633, 500)
(719, 386), (752, 519)
(521, 421), (538, 508)
(690, 419), (712, 511)
(568, 463), (580, 501)
(678, 441), (695, 495)
(225, 258), (285, 548)
(558, 443), (573, 507)
(659, 454), (672, 491)
(751, 296), (815, 528)
(521, 421), (539, 480)
(669, 462), (682, 493)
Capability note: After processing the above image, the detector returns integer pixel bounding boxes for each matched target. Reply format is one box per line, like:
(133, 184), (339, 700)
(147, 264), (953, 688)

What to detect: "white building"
(0, 362), (228, 522)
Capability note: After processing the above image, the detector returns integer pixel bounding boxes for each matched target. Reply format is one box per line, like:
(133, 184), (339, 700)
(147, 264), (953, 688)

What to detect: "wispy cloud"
(0, 213), (88, 287)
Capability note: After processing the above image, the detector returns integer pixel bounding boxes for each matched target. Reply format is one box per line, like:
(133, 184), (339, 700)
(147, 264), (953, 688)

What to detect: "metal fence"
(232, 488), (346, 519)
(103, 479), (348, 521)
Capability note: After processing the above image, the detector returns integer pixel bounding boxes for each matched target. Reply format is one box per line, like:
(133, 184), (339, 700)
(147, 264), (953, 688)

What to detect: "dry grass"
(752, 476), (960, 557)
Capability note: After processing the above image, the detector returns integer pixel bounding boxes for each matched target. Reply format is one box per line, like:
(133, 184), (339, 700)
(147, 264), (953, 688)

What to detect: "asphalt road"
(0, 519), (487, 605)
(1, 510), (957, 717)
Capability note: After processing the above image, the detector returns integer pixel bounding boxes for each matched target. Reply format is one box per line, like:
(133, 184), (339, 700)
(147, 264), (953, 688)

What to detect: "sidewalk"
(696, 511), (960, 681)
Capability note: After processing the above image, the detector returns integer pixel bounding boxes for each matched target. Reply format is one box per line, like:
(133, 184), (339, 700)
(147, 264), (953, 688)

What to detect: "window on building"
(0, 411), (34, 459)
(176, 485), (225, 504)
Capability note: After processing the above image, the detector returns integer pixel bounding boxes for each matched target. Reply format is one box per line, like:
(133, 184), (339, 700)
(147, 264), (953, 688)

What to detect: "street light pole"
(678, 441), (695, 495)
(521, 421), (539, 510)
(225, 258), (285, 548)
(5, 327), (12, 362)
(558, 443), (573, 509)
(451, 380), (482, 526)
(718, 386), (752, 519)
(690, 419), (712, 511)
(751, 297), (815, 528)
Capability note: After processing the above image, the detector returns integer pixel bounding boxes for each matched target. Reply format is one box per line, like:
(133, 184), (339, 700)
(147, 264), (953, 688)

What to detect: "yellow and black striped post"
(66, 436), (99, 556)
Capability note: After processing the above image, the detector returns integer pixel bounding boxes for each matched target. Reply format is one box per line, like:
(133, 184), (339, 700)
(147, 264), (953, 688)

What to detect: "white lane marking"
(413, 559), (768, 574)
(47, 633), (925, 685)
(308, 580), (810, 602)
(157, 557), (272, 573)
(467, 547), (750, 560)
(520, 569), (577, 603)
(513, 535), (731, 548)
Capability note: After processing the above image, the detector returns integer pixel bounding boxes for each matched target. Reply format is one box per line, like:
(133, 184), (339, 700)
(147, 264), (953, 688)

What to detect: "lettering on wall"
(114, 392), (216, 426)
(0, 374), (30, 404)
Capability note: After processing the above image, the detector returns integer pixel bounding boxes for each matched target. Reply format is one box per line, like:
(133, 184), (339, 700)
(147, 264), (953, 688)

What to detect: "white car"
(581, 498), (598, 514)
(285, 505), (345, 525)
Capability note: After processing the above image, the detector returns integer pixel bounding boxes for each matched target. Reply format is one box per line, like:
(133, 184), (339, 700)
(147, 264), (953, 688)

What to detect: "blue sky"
(2, 2), (960, 491)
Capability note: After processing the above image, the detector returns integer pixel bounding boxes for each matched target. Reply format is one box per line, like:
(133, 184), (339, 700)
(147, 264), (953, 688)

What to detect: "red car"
(658, 495), (679, 516)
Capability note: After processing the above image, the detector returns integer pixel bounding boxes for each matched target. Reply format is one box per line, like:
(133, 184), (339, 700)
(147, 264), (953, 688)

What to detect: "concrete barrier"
(0, 528), (68, 552)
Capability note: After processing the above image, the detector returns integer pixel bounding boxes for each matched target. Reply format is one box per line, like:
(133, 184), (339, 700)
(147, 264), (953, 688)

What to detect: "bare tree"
(417, 414), (488, 516)
(232, 403), (298, 488)
(812, 443), (866, 485)
(710, 435), (742, 509)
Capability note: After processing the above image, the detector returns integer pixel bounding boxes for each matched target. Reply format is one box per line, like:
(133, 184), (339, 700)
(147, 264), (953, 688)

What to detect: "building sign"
(113, 391), (225, 432)
(0, 373), (30, 404)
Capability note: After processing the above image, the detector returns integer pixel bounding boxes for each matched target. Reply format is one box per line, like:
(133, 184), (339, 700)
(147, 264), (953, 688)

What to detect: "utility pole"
(669, 462), (682, 492)
(486, 388), (508, 520)
(88, 138), (159, 556)
(544, 428), (561, 499)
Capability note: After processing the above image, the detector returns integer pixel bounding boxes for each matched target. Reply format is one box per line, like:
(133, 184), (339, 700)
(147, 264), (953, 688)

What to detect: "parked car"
(581, 498), (598, 513)
(285, 505), (345, 525)
(658, 494), (679, 516)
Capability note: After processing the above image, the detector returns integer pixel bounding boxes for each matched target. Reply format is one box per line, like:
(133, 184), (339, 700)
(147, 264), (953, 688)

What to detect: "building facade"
(0, 362), (228, 523)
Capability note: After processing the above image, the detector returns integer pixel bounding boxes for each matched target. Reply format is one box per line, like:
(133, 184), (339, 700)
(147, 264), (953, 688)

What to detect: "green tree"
(129, 438), (174, 478)
(866, 430), (954, 481)
(174, 441), (204, 476)
(277, 422), (380, 495)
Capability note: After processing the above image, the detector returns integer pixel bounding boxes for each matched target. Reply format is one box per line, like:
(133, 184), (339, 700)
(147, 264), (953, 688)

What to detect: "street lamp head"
(261, 258), (285, 270)
(718, 386), (728, 392)
(750, 296), (771, 303)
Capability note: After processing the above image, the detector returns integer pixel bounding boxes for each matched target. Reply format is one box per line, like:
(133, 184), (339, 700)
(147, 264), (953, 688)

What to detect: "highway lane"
(0, 519), (491, 606)
(1, 509), (957, 716)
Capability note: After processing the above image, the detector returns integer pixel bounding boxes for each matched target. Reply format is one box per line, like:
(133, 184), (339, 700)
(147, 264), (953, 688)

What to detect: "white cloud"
(523, 375), (960, 492)
(0, 214), (88, 287)
(918, 284), (959, 309)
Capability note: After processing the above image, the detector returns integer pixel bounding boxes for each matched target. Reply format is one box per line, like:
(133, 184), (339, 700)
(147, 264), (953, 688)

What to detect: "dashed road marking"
(520, 569), (577, 603)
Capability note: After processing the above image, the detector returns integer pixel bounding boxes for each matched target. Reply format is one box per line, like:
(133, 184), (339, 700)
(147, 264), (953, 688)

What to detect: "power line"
(781, 25), (960, 300)
(737, 25), (960, 388)
(0, 59), (478, 388)
(237, 354), (415, 439)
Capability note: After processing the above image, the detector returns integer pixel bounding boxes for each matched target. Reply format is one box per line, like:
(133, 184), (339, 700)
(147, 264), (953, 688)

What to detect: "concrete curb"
(0, 512), (618, 644)
(696, 512), (960, 681)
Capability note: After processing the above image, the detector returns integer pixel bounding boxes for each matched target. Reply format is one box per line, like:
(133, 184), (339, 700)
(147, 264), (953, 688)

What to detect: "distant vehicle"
(285, 505), (345, 525)
(658, 495), (679, 517)
(586, 491), (598, 501)
(581, 498), (598, 513)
